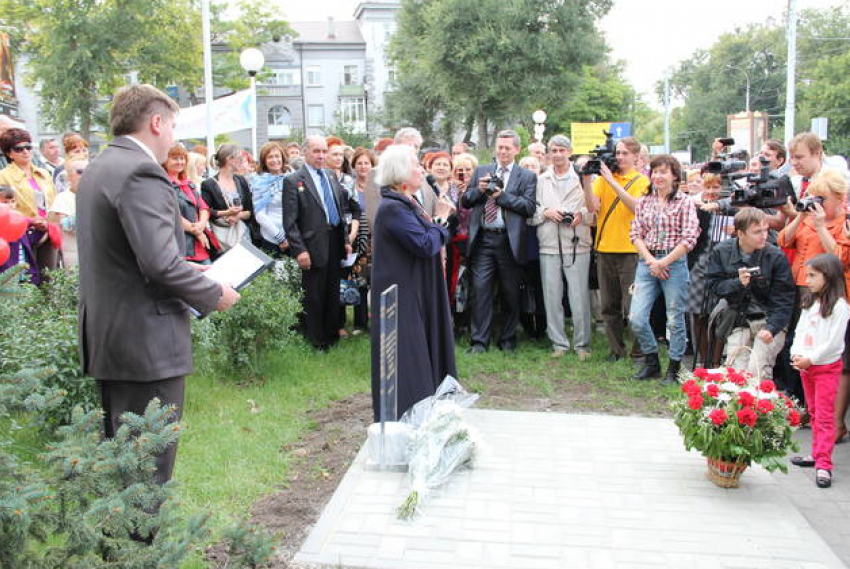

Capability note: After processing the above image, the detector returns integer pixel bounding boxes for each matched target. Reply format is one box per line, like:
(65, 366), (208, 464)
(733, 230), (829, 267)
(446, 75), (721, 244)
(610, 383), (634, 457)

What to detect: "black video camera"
(716, 156), (795, 210)
(581, 130), (618, 176)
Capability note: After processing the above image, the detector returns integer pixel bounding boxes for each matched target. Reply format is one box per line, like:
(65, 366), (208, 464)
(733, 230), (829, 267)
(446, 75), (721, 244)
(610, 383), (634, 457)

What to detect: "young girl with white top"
(790, 253), (850, 488)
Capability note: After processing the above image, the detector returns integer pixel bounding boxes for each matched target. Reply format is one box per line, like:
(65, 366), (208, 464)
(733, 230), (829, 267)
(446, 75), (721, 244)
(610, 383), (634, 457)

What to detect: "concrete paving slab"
(294, 409), (846, 569)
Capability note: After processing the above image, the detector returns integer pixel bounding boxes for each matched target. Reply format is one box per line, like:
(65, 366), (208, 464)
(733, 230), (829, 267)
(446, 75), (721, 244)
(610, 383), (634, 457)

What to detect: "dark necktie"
(484, 166), (506, 224)
(317, 169), (340, 226)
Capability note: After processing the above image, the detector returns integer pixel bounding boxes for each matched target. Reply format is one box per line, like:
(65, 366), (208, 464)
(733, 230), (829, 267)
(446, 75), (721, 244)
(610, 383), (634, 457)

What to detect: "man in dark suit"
(462, 129), (536, 353)
(283, 136), (352, 350)
(76, 85), (240, 488)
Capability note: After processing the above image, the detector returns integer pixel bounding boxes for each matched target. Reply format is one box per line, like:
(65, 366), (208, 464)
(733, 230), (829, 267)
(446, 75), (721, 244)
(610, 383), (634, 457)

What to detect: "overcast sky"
(273, 0), (847, 105)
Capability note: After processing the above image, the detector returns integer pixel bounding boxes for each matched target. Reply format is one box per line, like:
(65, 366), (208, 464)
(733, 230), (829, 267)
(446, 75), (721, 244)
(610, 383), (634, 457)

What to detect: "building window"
(339, 97), (365, 125)
(268, 106), (292, 137)
(343, 65), (358, 86)
(266, 70), (299, 86)
(306, 66), (321, 87)
(387, 66), (396, 86)
(308, 105), (325, 127)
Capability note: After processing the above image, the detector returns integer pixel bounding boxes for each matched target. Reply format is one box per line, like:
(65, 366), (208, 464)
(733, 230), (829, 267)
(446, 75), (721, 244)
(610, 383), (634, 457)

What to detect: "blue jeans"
(628, 257), (689, 361)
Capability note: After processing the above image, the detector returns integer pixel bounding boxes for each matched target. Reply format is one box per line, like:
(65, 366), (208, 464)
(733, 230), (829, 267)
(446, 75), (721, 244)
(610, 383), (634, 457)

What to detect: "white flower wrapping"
(396, 401), (476, 520)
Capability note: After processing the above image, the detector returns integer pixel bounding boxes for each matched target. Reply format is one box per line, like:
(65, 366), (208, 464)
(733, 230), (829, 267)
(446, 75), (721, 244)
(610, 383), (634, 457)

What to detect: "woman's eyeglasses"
(11, 144), (33, 153)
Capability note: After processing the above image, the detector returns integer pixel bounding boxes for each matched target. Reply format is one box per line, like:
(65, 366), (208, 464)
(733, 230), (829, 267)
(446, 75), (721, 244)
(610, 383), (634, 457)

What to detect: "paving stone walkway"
(294, 409), (846, 569)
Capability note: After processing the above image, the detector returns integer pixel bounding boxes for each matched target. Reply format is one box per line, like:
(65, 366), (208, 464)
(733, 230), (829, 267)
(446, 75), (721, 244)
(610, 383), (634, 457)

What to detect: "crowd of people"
(4, 92), (850, 489)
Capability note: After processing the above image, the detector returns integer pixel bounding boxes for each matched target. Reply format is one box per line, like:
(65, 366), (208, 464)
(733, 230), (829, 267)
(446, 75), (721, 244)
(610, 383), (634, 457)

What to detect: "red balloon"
(0, 211), (27, 242)
(0, 203), (9, 228)
(0, 238), (9, 265)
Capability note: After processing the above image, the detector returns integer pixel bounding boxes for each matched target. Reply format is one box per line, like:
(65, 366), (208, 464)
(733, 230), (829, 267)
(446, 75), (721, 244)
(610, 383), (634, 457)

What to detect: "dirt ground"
(209, 373), (672, 568)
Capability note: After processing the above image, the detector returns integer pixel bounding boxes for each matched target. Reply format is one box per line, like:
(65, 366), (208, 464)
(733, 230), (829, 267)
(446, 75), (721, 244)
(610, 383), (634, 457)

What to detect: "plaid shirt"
(630, 191), (700, 252)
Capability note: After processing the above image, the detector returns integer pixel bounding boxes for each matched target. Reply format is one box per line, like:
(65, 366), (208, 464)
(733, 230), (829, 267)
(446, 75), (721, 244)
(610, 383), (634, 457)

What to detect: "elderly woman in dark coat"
(370, 144), (457, 422)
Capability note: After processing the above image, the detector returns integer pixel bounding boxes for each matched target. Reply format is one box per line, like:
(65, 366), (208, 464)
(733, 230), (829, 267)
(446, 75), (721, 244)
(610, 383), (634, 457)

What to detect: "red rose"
(688, 395), (704, 410)
(756, 399), (774, 414)
(709, 409), (728, 425)
(681, 380), (701, 397)
(785, 398), (794, 409)
(726, 367), (737, 374)
(737, 407), (757, 428)
(728, 372), (747, 386)
(706, 383), (720, 398)
(694, 368), (709, 379)
(738, 392), (756, 407)
(759, 380), (776, 394)
(788, 410), (801, 426)
(707, 373), (725, 383)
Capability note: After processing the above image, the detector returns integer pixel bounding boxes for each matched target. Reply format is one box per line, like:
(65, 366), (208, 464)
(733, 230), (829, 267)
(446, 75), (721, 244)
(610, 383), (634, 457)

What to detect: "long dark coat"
(370, 187), (457, 422)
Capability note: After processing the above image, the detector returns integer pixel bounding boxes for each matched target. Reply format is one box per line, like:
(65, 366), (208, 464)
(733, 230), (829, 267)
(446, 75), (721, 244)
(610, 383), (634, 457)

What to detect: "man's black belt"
(649, 248), (673, 257)
(483, 227), (506, 234)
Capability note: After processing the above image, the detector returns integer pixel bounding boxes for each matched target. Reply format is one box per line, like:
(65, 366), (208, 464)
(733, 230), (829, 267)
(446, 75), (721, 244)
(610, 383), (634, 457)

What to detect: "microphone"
(425, 174), (441, 197)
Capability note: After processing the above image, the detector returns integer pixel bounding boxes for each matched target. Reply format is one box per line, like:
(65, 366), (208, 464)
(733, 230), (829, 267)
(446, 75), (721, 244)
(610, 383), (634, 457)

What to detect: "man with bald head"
(283, 135), (352, 350)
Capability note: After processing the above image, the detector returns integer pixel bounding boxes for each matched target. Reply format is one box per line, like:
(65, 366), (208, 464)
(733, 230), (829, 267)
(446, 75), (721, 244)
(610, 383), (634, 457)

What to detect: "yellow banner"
(570, 123), (611, 154)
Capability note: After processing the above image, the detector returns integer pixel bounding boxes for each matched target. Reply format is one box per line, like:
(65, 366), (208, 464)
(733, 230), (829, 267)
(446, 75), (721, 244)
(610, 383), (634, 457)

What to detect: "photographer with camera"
(581, 136), (650, 361)
(705, 208), (795, 380)
(628, 155), (700, 383)
(530, 135), (593, 360)
(462, 129), (537, 353)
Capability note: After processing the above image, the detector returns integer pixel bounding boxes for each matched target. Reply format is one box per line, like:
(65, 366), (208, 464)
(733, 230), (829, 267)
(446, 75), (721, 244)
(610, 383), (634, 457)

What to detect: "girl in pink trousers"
(790, 253), (850, 488)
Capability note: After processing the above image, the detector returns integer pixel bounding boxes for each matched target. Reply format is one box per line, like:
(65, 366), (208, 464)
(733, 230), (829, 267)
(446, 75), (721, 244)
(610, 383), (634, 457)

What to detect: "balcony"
(257, 84), (301, 98)
(339, 84), (364, 97)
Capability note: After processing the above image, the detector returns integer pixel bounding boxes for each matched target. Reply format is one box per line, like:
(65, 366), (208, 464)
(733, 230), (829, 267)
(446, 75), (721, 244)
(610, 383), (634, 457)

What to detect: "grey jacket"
(76, 137), (221, 381)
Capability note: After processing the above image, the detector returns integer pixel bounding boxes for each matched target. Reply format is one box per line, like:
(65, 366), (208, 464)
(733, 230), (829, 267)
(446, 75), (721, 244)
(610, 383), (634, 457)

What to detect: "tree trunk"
(80, 109), (91, 143)
(476, 114), (488, 150)
(463, 114), (474, 143)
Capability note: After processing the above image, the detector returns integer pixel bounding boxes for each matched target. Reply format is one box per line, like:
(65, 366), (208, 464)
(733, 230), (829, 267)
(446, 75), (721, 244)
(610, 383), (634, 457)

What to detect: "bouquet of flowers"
(396, 402), (476, 520)
(673, 367), (802, 475)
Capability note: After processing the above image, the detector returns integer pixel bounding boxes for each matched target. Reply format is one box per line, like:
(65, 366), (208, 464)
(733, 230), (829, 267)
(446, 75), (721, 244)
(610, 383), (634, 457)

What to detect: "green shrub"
(198, 268), (302, 380)
(0, 268), (97, 427)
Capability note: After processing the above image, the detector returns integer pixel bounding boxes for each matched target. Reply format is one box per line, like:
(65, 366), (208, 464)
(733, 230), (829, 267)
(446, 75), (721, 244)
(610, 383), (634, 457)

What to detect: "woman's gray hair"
(377, 144), (416, 187)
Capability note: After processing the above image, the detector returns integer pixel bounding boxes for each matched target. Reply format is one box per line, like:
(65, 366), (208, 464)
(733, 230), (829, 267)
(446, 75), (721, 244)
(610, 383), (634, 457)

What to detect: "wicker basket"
(706, 457), (749, 488)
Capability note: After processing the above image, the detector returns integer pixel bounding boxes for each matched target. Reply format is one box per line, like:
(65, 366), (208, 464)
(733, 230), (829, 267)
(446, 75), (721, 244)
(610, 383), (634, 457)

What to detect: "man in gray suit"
(76, 84), (239, 487)
(362, 127), (436, 228)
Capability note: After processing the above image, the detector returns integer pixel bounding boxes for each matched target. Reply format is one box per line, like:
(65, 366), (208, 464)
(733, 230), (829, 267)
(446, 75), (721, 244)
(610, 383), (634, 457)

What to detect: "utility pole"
(202, 0), (215, 165)
(784, 0), (797, 144)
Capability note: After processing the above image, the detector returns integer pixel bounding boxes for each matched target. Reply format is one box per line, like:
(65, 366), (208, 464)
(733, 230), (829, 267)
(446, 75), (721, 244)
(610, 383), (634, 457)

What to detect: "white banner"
(175, 89), (254, 140)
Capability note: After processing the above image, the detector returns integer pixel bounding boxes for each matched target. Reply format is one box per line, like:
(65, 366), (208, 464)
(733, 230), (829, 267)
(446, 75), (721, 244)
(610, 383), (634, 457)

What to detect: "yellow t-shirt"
(592, 170), (650, 253)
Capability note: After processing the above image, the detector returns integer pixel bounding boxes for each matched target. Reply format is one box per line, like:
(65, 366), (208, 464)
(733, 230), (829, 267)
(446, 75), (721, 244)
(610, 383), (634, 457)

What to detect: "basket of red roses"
(673, 367), (803, 488)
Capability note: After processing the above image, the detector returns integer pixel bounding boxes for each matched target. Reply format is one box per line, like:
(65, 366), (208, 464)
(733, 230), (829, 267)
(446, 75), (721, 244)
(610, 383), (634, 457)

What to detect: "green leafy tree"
(0, 0), (202, 139)
(387, 0), (612, 148)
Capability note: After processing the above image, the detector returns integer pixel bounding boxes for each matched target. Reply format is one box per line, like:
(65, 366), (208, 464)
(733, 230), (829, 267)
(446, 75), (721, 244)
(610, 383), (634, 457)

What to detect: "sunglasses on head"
(12, 144), (33, 153)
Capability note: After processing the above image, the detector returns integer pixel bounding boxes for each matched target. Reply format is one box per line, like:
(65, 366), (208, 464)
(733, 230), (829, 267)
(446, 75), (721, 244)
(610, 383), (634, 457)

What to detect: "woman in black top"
(200, 144), (261, 248)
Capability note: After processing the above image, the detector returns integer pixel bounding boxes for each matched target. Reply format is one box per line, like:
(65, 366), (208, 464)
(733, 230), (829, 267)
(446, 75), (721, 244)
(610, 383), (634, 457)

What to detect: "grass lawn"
(175, 325), (680, 566)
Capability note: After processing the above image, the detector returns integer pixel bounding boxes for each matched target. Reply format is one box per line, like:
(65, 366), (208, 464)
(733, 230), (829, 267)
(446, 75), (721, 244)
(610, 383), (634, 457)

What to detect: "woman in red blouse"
(163, 144), (217, 264)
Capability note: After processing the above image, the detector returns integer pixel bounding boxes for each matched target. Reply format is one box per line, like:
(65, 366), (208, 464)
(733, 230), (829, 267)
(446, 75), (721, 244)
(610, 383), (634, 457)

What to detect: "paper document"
(204, 242), (272, 290)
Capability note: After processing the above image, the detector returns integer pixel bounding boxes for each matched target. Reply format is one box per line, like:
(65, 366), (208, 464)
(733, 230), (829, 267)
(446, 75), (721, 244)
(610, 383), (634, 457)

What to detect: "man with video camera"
(705, 208), (795, 379)
(581, 136), (649, 361)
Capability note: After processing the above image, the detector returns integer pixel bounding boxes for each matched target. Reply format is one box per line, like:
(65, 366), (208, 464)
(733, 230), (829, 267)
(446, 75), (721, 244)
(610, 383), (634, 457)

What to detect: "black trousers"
(470, 230), (521, 348)
(520, 259), (547, 339)
(302, 226), (344, 349)
(98, 376), (184, 486)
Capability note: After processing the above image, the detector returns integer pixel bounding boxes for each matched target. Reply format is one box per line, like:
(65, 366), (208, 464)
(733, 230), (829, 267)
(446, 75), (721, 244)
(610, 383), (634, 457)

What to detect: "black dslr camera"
(484, 172), (505, 196)
(581, 130), (618, 176)
(559, 210), (575, 225)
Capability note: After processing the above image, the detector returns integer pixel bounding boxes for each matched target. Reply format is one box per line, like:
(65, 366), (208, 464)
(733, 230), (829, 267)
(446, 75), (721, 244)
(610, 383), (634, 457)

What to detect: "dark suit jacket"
(200, 174), (261, 244)
(461, 163), (537, 264)
(283, 164), (351, 268)
(363, 169), (436, 230)
(76, 137), (222, 381)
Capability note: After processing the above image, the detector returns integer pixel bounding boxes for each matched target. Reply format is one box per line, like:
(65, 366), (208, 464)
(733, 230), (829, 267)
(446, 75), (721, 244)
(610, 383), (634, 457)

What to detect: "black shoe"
(499, 342), (516, 353)
(661, 360), (682, 386)
(467, 344), (487, 354)
(633, 352), (661, 380)
(605, 353), (623, 362)
(816, 469), (832, 488)
(791, 455), (816, 468)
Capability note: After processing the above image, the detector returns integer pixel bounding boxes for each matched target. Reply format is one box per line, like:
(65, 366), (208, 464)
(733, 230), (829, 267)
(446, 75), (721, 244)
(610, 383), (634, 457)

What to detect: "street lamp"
(363, 83), (370, 139)
(726, 64), (751, 113)
(532, 109), (547, 142)
(240, 47), (265, 159)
